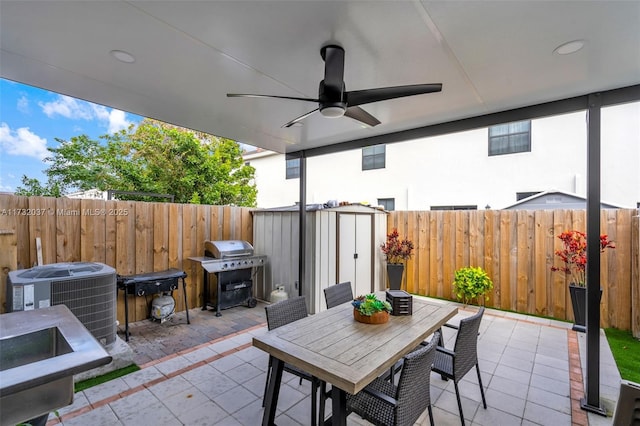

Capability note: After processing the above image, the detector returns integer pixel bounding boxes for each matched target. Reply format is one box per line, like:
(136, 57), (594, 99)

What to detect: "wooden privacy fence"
(0, 195), (254, 324)
(388, 209), (639, 335)
(1, 194), (638, 335)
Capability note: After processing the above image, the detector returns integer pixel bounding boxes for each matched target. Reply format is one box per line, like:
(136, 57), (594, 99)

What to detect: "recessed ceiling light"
(110, 50), (136, 63)
(554, 40), (585, 55)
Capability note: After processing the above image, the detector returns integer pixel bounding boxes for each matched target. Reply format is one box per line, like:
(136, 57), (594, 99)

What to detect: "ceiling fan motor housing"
(318, 80), (346, 117)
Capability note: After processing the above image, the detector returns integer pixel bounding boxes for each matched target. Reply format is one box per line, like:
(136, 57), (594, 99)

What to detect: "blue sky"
(0, 78), (143, 192)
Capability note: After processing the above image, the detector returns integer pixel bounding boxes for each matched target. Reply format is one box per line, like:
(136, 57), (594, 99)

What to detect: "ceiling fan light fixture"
(320, 106), (346, 118)
(553, 40), (585, 55)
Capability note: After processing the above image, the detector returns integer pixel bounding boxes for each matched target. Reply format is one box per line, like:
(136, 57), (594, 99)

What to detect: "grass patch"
(605, 328), (640, 383)
(75, 364), (140, 393)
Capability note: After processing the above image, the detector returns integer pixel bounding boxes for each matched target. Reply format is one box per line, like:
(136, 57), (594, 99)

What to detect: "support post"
(298, 152), (307, 297)
(581, 92), (606, 416)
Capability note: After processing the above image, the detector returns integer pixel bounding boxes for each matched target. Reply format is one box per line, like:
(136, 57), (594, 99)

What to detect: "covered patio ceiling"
(1, 1), (639, 155)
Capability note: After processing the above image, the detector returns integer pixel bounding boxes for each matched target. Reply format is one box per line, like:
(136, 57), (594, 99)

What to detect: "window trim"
(286, 158), (300, 179)
(377, 198), (395, 211)
(362, 144), (386, 170)
(488, 120), (531, 156)
(430, 205), (478, 211)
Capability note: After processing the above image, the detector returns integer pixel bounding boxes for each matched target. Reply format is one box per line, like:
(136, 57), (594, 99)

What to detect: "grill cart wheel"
(247, 297), (258, 308)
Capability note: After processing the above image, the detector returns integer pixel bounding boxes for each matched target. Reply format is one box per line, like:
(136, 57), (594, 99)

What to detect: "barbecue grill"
(189, 240), (267, 316)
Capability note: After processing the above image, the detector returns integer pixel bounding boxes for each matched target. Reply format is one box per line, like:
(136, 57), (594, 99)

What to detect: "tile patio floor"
(47, 297), (621, 425)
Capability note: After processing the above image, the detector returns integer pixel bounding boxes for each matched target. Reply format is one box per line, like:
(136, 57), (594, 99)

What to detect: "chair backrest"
(265, 296), (308, 331)
(452, 306), (485, 379)
(324, 281), (353, 309)
(394, 331), (439, 426)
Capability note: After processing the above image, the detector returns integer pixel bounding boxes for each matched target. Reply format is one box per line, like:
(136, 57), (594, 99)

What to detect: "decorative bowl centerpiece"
(352, 294), (392, 324)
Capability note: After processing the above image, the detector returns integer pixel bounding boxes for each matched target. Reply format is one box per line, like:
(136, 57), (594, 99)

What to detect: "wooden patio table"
(252, 294), (457, 426)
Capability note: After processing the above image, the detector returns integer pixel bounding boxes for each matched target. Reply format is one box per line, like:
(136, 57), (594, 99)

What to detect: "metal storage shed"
(253, 204), (387, 313)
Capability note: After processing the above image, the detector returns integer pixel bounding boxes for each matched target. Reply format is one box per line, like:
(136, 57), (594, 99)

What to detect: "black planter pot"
(569, 284), (602, 333)
(24, 413), (49, 426)
(386, 263), (404, 290)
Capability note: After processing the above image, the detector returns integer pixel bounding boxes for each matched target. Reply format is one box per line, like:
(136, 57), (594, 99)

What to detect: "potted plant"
(380, 228), (414, 290)
(352, 294), (393, 324)
(550, 230), (615, 332)
(452, 266), (494, 306)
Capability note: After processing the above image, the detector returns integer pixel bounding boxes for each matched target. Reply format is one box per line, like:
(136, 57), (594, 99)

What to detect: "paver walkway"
(46, 298), (620, 425)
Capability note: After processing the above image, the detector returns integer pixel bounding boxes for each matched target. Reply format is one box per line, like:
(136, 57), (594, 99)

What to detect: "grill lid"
(205, 240), (254, 258)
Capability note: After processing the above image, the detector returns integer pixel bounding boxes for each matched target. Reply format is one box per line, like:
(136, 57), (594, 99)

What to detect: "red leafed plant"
(380, 228), (414, 264)
(550, 230), (615, 287)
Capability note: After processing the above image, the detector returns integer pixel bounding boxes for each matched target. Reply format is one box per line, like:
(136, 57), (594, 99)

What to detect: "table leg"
(262, 356), (284, 426)
(327, 386), (347, 426)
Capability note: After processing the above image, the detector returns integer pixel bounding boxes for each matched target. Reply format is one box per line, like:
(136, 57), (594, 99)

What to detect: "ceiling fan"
(227, 45), (442, 128)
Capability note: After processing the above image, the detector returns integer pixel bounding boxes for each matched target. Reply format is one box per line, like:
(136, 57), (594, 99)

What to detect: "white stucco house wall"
(65, 189), (109, 200)
(244, 102), (640, 210)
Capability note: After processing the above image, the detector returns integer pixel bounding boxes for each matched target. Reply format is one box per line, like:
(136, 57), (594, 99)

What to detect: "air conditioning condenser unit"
(6, 262), (117, 346)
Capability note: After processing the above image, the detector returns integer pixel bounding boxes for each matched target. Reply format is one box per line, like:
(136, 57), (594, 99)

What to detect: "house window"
(286, 158), (300, 179)
(516, 191), (541, 201)
(430, 205), (477, 211)
(489, 120), (531, 156)
(362, 145), (385, 170)
(378, 198), (395, 211)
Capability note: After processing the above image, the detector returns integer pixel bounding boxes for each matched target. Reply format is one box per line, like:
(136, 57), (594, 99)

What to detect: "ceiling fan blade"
(227, 93), (318, 103)
(321, 45), (345, 95)
(346, 83), (442, 107)
(282, 108), (320, 128)
(344, 106), (381, 127)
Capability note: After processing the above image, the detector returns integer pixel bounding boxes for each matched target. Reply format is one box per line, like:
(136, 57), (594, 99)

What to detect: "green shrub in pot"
(452, 266), (493, 306)
(352, 294), (392, 316)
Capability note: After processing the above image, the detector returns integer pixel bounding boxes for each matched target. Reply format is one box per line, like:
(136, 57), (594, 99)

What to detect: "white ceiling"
(1, 1), (639, 154)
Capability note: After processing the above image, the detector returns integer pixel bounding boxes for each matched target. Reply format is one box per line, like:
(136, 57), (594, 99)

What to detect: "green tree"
(41, 134), (120, 193)
(18, 119), (257, 206)
(14, 175), (62, 197)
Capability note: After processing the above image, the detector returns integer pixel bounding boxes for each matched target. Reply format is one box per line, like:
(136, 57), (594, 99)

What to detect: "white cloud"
(40, 95), (93, 120)
(17, 95), (30, 114)
(39, 95), (133, 134)
(0, 122), (49, 160)
(107, 109), (132, 133)
(0, 173), (14, 192)
(91, 104), (110, 121)
(0, 178), (14, 193)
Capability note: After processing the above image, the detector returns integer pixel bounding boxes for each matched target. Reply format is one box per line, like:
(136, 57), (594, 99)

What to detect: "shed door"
(338, 214), (372, 296)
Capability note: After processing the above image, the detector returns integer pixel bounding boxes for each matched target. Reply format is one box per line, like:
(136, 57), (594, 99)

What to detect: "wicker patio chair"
(346, 332), (440, 426)
(431, 307), (487, 426)
(324, 281), (354, 309)
(263, 296), (323, 426)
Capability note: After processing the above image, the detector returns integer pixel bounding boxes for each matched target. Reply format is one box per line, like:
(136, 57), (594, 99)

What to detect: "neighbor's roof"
(502, 190), (625, 210)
